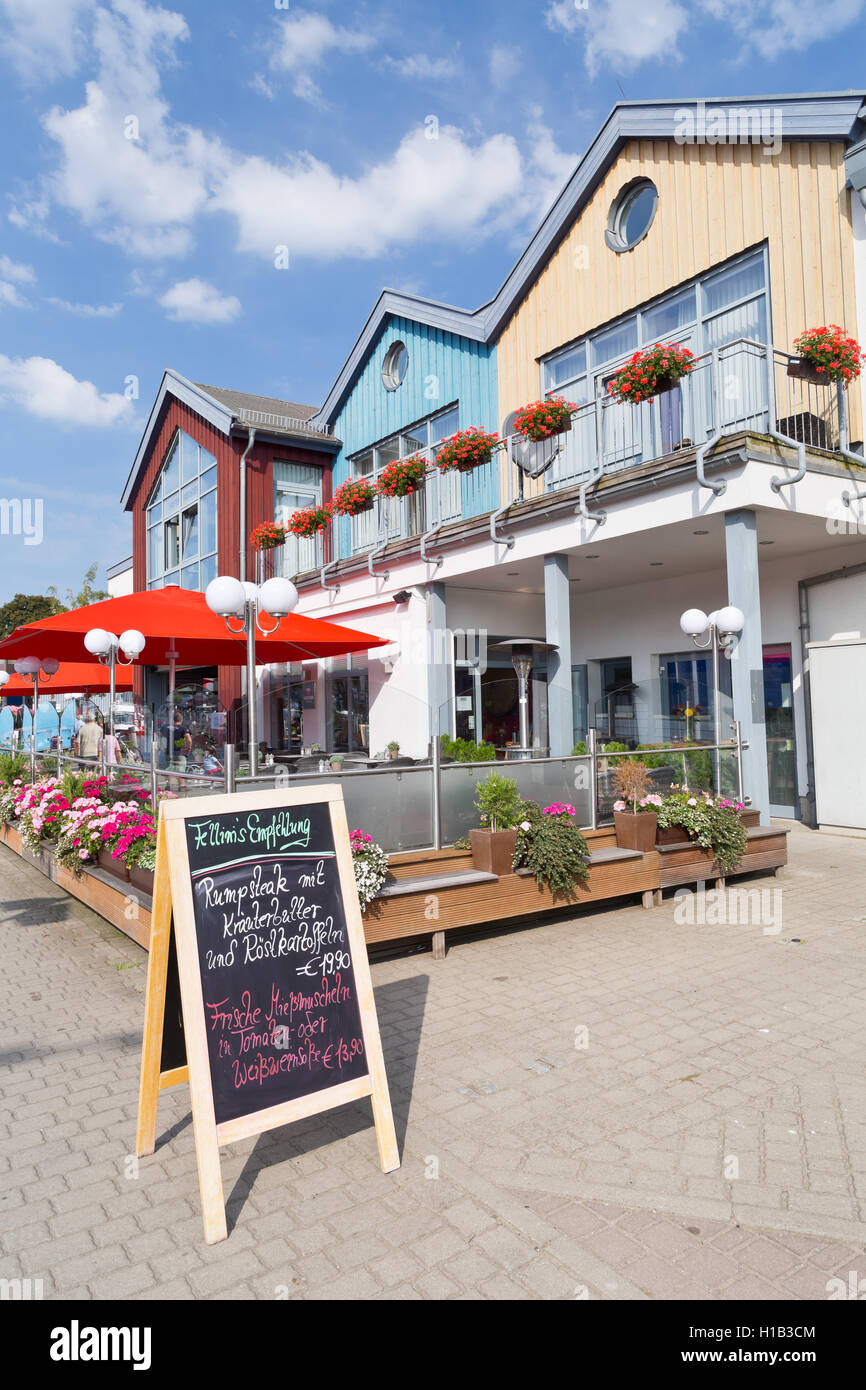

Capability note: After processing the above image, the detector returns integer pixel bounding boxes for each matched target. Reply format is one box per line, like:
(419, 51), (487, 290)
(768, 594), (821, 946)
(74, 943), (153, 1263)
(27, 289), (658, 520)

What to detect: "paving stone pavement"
(1, 822), (865, 1301)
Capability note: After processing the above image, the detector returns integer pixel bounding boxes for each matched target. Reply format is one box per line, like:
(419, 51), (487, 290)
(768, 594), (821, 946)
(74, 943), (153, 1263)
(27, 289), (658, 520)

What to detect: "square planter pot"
(786, 358), (829, 386)
(613, 811), (658, 854)
(652, 374), (681, 397)
(98, 849), (129, 882)
(656, 825), (692, 846)
(469, 827), (518, 876)
(129, 865), (154, 896)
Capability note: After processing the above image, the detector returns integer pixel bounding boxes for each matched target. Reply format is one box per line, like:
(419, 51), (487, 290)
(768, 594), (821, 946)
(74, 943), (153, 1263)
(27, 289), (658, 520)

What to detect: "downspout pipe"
(239, 425), (256, 583)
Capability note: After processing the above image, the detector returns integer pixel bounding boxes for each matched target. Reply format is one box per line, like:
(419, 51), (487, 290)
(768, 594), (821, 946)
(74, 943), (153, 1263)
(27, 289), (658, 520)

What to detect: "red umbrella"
(0, 585), (386, 666)
(0, 661), (135, 697)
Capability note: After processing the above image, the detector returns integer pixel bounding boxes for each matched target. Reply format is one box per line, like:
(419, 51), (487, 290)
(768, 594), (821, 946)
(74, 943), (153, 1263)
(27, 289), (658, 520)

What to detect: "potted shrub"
(434, 427), (499, 474)
(251, 521), (287, 551)
(788, 325), (863, 387)
(513, 801), (589, 899)
(330, 754), (344, 771)
(349, 827), (389, 911)
(469, 772), (523, 873)
(512, 397), (576, 441)
(656, 788), (747, 873)
(286, 504), (331, 539)
(330, 478), (375, 516)
(375, 455), (428, 499)
(607, 342), (695, 405)
(611, 760), (661, 852)
(386, 740), (400, 760)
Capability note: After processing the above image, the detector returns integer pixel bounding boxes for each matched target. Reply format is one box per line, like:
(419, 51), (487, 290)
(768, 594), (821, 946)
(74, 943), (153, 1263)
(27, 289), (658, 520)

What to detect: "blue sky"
(1, 0), (865, 602)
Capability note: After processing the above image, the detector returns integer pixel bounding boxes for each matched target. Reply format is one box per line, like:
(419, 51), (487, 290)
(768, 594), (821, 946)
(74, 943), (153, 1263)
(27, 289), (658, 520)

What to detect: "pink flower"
(687, 798), (697, 806)
(613, 800), (626, 812)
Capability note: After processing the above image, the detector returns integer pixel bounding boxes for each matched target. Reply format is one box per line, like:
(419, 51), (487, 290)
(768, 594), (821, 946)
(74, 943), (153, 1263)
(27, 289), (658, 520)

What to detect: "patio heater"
(205, 575), (299, 777)
(12, 654), (60, 781)
(679, 606), (745, 790)
(489, 638), (557, 759)
(83, 628), (146, 748)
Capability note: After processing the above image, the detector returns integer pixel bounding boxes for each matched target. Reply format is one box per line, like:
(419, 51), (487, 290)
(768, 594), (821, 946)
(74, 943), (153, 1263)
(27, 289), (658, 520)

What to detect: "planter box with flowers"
(468, 771), (522, 874)
(251, 521), (287, 551)
(655, 789), (747, 875)
(787, 326), (864, 387)
(435, 427), (499, 474)
(610, 759), (662, 852)
(286, 505), (331, 540)
(330, 477), (375, 516)
(375, 454), (428, 499)
(512, 397), (576, 442)
(608, 342), (695, 405)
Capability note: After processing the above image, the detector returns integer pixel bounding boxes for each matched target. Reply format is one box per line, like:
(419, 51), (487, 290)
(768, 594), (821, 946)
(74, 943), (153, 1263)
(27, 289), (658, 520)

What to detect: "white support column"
(725, 509), (771, 823)
(427, 581), (450, 741)
(544, 553), (574, 757)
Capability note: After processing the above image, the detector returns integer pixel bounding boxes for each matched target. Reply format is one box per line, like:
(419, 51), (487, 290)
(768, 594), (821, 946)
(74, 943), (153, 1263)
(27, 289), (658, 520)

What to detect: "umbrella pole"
(246, 604), (258, 777)
(30, 674), (38, 784)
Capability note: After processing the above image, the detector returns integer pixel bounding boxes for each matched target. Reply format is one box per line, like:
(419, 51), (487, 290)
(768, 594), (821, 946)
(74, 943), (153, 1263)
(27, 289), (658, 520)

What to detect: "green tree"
(0, 592), (66, 640)
(47, 563), (109, 610)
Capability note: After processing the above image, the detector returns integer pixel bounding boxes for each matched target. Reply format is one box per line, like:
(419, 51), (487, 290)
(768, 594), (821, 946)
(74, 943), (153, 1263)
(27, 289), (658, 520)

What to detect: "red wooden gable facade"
(126, 393), (335, 715)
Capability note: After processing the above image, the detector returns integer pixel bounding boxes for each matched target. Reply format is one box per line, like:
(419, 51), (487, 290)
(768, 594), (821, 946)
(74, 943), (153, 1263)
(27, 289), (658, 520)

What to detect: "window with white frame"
(146, 430), (218, 591)
(542, 250), (768, 401)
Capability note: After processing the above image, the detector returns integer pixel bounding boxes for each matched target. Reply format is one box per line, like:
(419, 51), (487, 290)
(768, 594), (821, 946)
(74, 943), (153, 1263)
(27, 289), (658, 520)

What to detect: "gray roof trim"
(120, 370), (235, 510)
(106, 556), (133, 579)
(313, 91), (865, 427)
(120, 369), (337, 510)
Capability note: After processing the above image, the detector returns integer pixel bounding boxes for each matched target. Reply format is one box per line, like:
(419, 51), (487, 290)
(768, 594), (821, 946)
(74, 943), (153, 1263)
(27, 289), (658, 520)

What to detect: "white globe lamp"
(680, 608), (709, 637)
(205, 576), (245, 618)
(259, 577), (299, 619)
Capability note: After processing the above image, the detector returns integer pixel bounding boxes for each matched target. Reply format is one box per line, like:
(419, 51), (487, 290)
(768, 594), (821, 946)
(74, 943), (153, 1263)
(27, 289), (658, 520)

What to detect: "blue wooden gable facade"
(323, 313), (499, 558)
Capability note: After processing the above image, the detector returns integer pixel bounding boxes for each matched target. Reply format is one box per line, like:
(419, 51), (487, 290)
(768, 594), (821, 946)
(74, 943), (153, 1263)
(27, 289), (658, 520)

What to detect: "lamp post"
(83, 629), (146, 756)
(13, 654), (60, 781)
(205, 575), (299, 777)
(679, 605), (745, 791)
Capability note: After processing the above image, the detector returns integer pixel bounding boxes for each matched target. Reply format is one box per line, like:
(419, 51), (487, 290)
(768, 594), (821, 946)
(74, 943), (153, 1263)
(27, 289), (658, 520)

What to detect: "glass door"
(764, 644), (797, 816)
(328, 672), (369, 753)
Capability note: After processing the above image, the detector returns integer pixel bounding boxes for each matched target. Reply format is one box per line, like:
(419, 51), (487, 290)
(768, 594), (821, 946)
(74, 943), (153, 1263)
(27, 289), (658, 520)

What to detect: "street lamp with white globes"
(679, 605), (745, 790)
(205, 575), (299, 777)
(12, 653), (61, 781)
(83, 628), (146, 749)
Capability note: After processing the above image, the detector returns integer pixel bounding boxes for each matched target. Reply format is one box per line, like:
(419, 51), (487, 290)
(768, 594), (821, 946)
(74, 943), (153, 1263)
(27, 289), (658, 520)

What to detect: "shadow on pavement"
(224, 973), (429, 1235)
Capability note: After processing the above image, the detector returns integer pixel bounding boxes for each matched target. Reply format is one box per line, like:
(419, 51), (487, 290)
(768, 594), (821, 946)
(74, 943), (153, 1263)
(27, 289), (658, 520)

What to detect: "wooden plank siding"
(127, 395), (332, 713)
(495, 139), (860, 440)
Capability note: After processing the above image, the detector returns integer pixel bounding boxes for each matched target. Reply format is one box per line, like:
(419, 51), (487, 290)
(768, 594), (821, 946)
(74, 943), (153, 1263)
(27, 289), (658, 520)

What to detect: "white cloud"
(40, 0), (220, 259)
(489, 44), (521, 89)
(215, 123), (525, 262)
(159, 278), (241, 324)
(0, 281), (29, 309)
(14, 0), (578, 266)
(0, 255), (36, 284)
(0, 0), (93, 82)
(383, 54), (460, 81)
(0, 354), (135, 427)
(45, 297), (123, 318)
(266, 11), (375, 104)
(699, 0), (865, 60)
(547, 0), (689, 74)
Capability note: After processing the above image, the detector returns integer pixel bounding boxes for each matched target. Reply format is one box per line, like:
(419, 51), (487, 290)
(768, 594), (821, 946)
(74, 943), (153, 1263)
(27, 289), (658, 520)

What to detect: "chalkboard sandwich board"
(136, 785), (399, 1244)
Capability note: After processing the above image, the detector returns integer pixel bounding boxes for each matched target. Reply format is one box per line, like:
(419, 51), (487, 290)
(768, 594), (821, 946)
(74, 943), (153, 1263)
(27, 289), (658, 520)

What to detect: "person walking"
(77, 711), (101, 761)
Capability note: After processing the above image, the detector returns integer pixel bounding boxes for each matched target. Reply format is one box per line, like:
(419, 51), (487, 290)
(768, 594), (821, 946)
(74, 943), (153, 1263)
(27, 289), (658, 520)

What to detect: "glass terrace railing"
(306, 337), (858, 573)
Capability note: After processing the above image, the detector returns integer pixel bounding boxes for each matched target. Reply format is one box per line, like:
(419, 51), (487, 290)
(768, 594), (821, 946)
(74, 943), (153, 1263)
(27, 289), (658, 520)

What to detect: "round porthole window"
(382, 340), (409, 391)
(605, 179), (658, 253)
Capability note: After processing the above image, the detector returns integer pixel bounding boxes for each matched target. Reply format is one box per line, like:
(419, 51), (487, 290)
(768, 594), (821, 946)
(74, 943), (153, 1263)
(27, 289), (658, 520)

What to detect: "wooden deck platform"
(0, 812), (788, 959)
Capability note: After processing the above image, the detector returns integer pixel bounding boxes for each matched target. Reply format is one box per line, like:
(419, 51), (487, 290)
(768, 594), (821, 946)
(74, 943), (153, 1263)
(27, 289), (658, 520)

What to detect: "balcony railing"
(269, 338), (861, 586)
